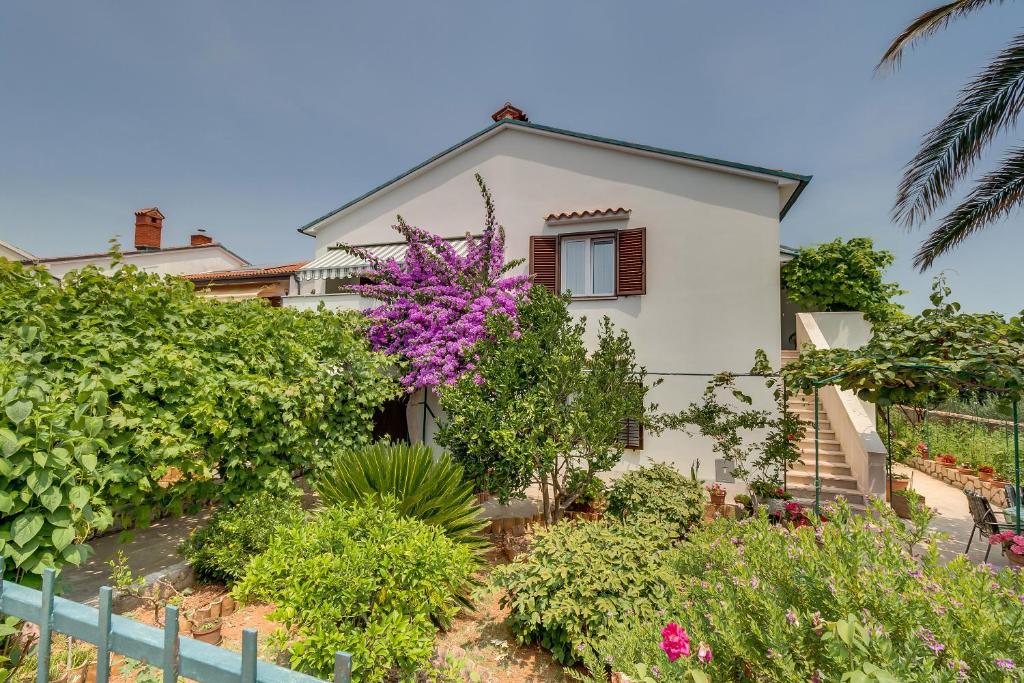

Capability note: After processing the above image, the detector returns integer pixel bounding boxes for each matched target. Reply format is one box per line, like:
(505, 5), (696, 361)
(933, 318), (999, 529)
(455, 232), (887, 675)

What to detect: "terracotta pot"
(178, 613), (192, 634)
(1006, 549), (1024, 569)
(958, 467), (976, 476)
(66, 661), (93, 683)
(890, 479), (909, 493)
(891, 491), (925, 520)
(191, 620), (223, 645)
(193, 605), (212, 623)
(978, 471), (994, 482)
(208, 598), (222, 619)
(710, 492), (726, 506)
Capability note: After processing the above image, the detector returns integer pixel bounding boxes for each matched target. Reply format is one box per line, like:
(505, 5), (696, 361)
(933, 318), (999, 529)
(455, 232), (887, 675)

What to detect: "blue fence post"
(36, 568), (56, 683)
(163, 605), (180, 683)
(333, 651), (352, 682)
(241, 628), (258, 683)
(96, 586), (113, 683)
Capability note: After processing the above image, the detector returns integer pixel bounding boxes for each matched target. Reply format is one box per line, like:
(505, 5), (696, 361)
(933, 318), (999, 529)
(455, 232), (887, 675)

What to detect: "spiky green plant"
(878, 1), (1024, 270)
(314, 441), (488, 553)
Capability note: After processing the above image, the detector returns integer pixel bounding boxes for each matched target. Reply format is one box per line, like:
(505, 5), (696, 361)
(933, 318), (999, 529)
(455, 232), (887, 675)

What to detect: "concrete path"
(894, 462), (1012, 568)
(63, 509), (212, 602)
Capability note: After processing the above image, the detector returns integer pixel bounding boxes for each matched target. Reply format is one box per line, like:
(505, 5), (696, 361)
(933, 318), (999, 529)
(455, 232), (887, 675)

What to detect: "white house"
(25, 208), (249, 279)
(287, 103), (817, 482)
(0, 240), (35, 262)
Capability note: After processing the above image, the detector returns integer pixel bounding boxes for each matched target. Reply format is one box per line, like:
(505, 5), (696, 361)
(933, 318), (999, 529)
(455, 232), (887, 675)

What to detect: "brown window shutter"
(529, 235), (558, 293)
(618, 418), (643, 450)
(616, 227), (646, 295)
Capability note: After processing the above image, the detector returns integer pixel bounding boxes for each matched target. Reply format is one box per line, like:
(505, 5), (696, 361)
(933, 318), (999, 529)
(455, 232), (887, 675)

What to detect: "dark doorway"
(372, 396), (410, 444)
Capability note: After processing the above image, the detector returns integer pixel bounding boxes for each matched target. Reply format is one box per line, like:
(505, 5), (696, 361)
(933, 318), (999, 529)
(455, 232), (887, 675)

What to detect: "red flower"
(659, 623), (692, 662)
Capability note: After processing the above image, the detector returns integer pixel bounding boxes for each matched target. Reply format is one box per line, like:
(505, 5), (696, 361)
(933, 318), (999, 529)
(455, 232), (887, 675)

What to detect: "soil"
(50, 538), (566, 683)
(433, 547), (566, 682)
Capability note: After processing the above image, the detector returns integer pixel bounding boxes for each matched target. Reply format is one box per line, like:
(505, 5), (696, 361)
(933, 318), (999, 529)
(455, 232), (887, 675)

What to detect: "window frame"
(618, 417), (644, 450)
(557, 230), (618, 300)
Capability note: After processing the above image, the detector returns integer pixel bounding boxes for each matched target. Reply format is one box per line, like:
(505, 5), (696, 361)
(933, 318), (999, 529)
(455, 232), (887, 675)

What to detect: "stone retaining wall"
(908, 457), (1010, 508)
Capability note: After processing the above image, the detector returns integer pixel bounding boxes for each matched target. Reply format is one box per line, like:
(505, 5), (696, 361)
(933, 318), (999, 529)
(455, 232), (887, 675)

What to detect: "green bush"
(177, 489), (305, 584)
(492, 518), (675, 665)
(583, 500), (1024, 682)
(314, 441), (487, 552)
(232, 500), (475, 682)
(605, 463), (707, 534)
(0, 259), (398, 582)
(781, 237), (904, 322)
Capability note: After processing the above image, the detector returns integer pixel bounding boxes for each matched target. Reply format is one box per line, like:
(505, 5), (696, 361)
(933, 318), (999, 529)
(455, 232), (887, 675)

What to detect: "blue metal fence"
(0, 565), (352, 683)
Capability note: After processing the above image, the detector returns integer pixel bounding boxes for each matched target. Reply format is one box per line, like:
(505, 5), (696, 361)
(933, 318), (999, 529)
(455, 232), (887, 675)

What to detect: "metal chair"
(1006, 483), (1020, 511)
(965, 488), (1015, 561)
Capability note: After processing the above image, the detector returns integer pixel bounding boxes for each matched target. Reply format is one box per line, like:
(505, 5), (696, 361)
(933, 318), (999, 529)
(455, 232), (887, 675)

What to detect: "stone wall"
(908, 457), (1010, 508)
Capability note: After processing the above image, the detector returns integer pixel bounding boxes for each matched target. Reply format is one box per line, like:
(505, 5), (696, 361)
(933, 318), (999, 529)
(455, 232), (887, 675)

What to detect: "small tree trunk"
(540, 472), (552, 526)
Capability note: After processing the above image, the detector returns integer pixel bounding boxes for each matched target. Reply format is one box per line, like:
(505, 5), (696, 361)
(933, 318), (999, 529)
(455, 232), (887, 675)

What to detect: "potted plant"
(191, 618), (223, 645)
(988, 531), (1024, 568)
(750, 480), (792, 516)
(978, 465), (995, 482)
(958, 464), (977, 476)
(937, 454), (957, 470)
(888, 472), (910, 497)
(916, 442), (930, 460)
(706, 482), (727, 506)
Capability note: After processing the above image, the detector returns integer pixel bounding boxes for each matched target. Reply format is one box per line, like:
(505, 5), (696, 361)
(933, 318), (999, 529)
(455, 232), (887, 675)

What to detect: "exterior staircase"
(780, 350), (867, 510)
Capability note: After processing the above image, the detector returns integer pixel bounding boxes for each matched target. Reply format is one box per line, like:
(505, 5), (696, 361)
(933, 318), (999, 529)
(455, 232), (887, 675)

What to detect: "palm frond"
(877, 0), (1006, 72)
(894, 32), (1024, 227)
(913, 145), (1024, 270)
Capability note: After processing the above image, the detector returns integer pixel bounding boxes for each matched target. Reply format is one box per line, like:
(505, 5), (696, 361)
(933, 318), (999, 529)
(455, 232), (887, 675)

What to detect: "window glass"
(592, 238), (615, 295)
(561, 239), (586, 295)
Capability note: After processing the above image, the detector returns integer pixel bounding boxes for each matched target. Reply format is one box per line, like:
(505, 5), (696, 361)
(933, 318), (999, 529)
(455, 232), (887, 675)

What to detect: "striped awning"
(298, 238), (471, 281)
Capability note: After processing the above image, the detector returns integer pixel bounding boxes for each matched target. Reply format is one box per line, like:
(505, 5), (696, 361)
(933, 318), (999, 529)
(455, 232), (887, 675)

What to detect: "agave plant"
(315, 441), (488, 552)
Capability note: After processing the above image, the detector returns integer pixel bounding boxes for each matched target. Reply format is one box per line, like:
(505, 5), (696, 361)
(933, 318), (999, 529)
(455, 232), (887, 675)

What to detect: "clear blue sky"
(2, 1), (1021, 313)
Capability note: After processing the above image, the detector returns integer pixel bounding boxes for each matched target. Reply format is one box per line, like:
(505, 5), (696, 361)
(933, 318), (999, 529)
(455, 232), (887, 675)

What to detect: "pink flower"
(697, 642), (712, 664)
(659, 623), (691, 662)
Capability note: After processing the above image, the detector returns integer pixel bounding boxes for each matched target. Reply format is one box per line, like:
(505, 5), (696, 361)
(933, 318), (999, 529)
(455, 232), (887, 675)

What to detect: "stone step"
(786, 471), (860, 491)
(796, 419), (834, 432)
(798, 449), (848, 464)
(785, 485), (866, 507)
(797, 439), (841, 452)
(792, 460), (852, 477)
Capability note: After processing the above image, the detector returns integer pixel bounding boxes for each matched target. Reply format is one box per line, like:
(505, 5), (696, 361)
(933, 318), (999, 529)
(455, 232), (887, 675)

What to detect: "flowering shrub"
(989, 531), (1024, 557)
(492, 518), (675, 665)
(979, 464), (995, 474)
(338, 175), (530, 389)
(582, 499), (1024, 681)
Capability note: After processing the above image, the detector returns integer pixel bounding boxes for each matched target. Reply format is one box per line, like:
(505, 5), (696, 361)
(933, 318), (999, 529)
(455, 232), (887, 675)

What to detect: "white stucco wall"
(38, 246), (246, 279)
(300, 126), (787, 477)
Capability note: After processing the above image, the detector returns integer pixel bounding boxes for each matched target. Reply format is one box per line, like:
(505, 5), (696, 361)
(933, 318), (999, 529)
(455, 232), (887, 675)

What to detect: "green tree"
(436, 286), (659, 523)
(781, 237), (904, 322)
(878, 1), (1024, 270)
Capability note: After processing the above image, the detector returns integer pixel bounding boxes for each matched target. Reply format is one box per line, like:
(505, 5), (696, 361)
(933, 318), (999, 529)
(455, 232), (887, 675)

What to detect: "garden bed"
(907, 455), (1010, 507)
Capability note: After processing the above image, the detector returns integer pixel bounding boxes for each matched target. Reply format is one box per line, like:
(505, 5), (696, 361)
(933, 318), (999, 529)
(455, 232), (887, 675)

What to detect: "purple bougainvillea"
(338, 175), (531, 389)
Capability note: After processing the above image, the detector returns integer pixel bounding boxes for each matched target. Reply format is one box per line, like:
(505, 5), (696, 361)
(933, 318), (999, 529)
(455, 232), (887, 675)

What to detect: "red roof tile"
(543, 208), (631, 223)
(183, 261), (308, 282)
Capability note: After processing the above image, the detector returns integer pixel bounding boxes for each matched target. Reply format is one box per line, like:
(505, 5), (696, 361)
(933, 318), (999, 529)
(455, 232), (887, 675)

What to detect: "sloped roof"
(544, 208), (631, 223)
(298, 118), (812, 235)
(184, 261), (308, 282)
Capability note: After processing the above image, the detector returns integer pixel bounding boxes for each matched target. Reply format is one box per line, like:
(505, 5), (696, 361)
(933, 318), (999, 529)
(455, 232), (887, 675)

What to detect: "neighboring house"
(184, 261), (307, 306)
(287, 103), (814, 479)
(24, 208), (249, 279)
(0, 240), (35, 262)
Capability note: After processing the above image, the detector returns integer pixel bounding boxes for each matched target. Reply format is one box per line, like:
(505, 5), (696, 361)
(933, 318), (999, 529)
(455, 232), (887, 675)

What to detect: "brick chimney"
(134, 208), (165, 251)
(491, 102), (528, 122)
(190, 229), (213, 246)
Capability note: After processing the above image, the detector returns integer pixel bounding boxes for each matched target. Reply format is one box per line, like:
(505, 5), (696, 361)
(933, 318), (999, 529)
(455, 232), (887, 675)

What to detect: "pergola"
(793, 361), (1023, 532)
